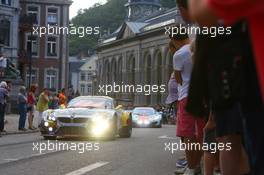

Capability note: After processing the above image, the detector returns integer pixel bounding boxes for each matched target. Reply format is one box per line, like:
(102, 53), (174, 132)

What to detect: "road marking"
(65, 161), (109, 175)
(158, 135), (178, 140)
(4, 158), (18, 162)
(1, 150), (63, 165)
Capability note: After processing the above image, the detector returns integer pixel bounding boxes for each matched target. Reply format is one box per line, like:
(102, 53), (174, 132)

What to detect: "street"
(0, 125), (182, 175)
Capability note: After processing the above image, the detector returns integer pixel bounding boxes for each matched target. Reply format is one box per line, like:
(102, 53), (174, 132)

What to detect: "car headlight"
(47, 113), (56, 121)
(91, 116), (110, 136)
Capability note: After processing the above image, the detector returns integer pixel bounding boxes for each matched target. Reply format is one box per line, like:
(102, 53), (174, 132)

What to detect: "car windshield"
(67, 97), (113, 109)
(133, 108), (155, 115)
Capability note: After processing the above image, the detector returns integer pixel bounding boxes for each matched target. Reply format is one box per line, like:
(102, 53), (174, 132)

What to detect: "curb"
(1, 130), (39, 136)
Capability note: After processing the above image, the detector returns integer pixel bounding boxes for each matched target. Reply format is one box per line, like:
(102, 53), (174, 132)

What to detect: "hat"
(0, 81), (7, 88)
(165, 77), (178, 105)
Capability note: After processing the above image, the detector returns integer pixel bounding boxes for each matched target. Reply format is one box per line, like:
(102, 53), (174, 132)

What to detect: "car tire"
(157, 123), (162, 128)
(43, 136), (57, 140)
(119, 126), (132, 138)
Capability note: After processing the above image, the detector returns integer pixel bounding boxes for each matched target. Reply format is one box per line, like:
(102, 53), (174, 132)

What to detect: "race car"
(39, 96), (132, 140)
(132, 107), (162, 128)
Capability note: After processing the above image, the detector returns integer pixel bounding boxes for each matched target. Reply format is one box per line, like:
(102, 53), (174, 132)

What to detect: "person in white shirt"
(170, 30), (205, 175)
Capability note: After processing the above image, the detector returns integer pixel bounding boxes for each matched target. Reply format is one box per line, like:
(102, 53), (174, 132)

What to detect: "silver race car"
(40, 96), (132, 140)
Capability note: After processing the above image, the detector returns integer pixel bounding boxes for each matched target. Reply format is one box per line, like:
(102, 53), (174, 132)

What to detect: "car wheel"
(157, 123), (162, 128)
(119, 126), (132, 138)
(43, 136), (57, 140)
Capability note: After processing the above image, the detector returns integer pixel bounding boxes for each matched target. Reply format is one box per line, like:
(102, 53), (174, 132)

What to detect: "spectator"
(58, 88), (67, 108)
(75, 90), (80, 97)
(188, 0), (264, 174)
(27, 85), (37, 130)
(0, 81), (8, 136)
(170, 30), (205, 175)
(67, 85), (74, 102)
(188, 0), (264, 102)
(0, 52), (7, 77)
(36, 88), (50, 126)
(49, 93), (60, 109)
(18, 86), (27, 131)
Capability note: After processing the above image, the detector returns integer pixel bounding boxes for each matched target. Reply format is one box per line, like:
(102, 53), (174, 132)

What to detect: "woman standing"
(18, 86), (27, 131)
(27, 85), (37, 130)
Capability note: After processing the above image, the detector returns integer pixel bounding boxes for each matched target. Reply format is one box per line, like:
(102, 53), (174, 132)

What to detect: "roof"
(79, 55), (98, 71)
(126, 22), (149, 33)
(98, 7), (182, 47)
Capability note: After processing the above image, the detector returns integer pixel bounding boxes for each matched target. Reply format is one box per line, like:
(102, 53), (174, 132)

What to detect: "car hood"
(45, 108), (115, 119)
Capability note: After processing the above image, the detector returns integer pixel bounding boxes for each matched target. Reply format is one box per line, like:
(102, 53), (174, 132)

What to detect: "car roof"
(133, 107), (155, 110)
(74, 96), (113, 100)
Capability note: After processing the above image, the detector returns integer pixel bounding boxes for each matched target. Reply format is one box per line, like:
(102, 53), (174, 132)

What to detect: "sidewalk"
(1, 114), (39, 135)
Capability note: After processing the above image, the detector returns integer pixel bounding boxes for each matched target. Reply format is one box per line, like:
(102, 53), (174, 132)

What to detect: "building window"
(26, 68), (38, 86)
(47, 37), (57, 57)
(26, 35), (38, 56)
(1, 0), (11, 5)
(45, 69), (57, 90)
(80, 84), (85, 95)
(27, 6), (39, 25)
(87, 85), (92, 95)
(87, 72), (93, 81)
(80, 72), (86, 81)
(47, 7), (58, 25)
(0, 20), (10, 46)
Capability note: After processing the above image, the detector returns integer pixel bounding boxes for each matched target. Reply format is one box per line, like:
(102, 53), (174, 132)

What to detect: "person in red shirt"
(27, 85), (37, 130)
(188, 1), (264, 174)
(58, 88), (67, 108)
(189, 0), (264, 103)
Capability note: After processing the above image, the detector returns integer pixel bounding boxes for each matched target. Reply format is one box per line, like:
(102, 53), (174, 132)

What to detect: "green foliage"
(69, 0), (176, 56)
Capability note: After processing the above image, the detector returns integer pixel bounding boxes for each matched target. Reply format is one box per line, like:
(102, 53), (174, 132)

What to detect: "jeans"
(0, 103), (5, 131)
(18, 103), (27, 129)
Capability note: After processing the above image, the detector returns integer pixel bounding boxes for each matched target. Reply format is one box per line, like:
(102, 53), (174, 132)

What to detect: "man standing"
(36, 88), (50, 126)
(170, 31), (205, 175)
(0, 81), (9, 136)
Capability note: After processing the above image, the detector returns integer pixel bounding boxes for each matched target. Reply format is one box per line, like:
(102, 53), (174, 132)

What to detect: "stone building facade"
(97, 0), (182, 107)
(0, 0), (20, 63)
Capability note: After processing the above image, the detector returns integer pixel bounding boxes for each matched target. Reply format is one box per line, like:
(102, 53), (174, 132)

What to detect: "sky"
(70, 0), (107, 19)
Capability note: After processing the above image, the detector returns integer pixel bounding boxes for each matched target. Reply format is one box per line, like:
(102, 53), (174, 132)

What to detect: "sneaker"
(183, 168), (195, 175)
(174, 166), (187, 175)
(19, 128), (27, 131)
(176, 158), (188, 168)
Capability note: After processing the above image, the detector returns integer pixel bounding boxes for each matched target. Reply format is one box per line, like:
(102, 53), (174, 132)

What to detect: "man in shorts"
(170, 31), (205, 175)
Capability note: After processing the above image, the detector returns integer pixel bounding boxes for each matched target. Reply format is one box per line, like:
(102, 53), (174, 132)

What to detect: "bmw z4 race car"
(39, 96), (132, 140)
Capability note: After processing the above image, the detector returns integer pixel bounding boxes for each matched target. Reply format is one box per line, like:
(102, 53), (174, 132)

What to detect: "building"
(96, 0), (182, 107)
(68, 56), (87, 92)
(0, 0), (20, 64)
(18, 0), (72, 92)
(78, 54), (98, 96)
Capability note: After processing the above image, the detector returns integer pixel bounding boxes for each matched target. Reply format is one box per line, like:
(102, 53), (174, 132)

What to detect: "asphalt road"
(0, 125), (183, 175)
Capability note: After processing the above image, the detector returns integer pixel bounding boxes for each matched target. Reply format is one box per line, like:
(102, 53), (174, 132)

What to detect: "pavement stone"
(1, 113), (39, 135)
